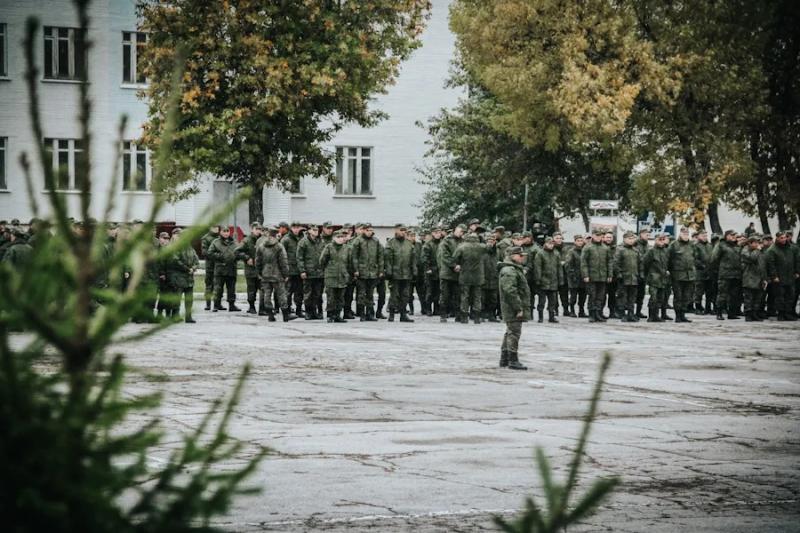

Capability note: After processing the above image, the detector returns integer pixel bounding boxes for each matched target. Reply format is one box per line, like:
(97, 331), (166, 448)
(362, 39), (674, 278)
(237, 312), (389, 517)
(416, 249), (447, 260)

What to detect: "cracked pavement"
(114, 305), (799, 531)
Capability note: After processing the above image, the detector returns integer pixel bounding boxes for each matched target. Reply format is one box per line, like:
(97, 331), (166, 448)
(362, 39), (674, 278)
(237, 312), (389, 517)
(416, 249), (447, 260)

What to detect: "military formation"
(3, 217), (799, 369)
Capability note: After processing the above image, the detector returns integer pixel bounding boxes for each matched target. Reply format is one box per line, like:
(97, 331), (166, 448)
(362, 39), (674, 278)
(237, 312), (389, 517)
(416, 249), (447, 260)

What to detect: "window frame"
(0, 137), (7, 190)
(43, 138), (84, 191)
(121, 140), (152, 192)
(334, 146), (374, 197)
(0, 23), (7, 78)
(122, 31), (148, 86)
(43, 26), (87, 81)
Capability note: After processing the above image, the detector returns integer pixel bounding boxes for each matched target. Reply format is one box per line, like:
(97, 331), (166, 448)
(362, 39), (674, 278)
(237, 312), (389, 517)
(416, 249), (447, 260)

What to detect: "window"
(43, 138), (84, 190)
(289, 177), (303, 195)
(43, 26), (86, 80)
(0, 24), (7, 77)
(0, 138), (6, 189)
(122, 31), (147, 84)
(122, 141), (150, 191)
(335, 146), (372, 195)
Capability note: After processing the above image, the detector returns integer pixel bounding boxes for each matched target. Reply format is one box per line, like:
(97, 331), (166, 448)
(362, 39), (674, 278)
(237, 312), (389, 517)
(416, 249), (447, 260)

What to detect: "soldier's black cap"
(507, 246), (528, 256)
(0, 220), (7, 225)
(394, 223), (407, 230)
(724, 229), (737, 237)
(322, 221), (333, 228)
(10, 218), (20, 225)
(278, 221), (289, 228)
(592, 229), (604, 236)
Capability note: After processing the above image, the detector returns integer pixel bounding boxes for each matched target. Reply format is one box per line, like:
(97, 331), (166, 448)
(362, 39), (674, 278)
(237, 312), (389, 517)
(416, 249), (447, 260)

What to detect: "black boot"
(247, 303), (257, 314)
(213, 301), (224, 312)
(578, 307), (587, 318)
(507, 352), (527, 371)
(588, 310), (598, 323)
(185, 315), (196, 323)
(716, 309), (725, 320)
(267, 311), (276, 322)
(282, 308), (297, 322)
(327, 312), (335, 323)
(623, 310), (634, 322)
(204, 300), (211, 311)
(440, 314), (448, 323)
(258, 303), (268, 316)
(344, 308), (355, 320)
(400, 312), (414, 323)
(745, 311), (755, 322)
(366, 306), (378, 322)
(228, 303), (241, 312)
(537, 310), (544, 323)
(636, 304), (647, 319)
(661, 309), (671, 321)
(295, 307), (305, 319)
(334, 311), (347, 323)
(647, 311), (658, 323)
(388, 310), (395, 322)
(499, 349), (509, 368)
(548, 312), (558, 323)
(376, 308), (386, 320)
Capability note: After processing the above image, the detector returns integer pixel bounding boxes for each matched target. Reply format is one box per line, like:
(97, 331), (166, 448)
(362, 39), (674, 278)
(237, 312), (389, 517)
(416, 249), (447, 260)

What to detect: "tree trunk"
(750, 132), (772, 234)
(776, 201), (790, 231)
(706, 202), (723, 234)
(249, 186), (264, 225)
(579, 205), (590, 232)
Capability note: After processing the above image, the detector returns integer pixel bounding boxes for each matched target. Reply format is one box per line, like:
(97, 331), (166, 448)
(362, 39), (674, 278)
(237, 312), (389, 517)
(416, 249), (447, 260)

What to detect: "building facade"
(0, 0), (460, 235)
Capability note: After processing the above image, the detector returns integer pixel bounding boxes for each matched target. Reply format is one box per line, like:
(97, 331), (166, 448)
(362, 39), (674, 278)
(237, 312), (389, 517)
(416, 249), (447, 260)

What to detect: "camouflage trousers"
(672, 280), (693, 313)
(569, 287), (587, 312)
(325, 286), (345, 315)
(648, 286), (667, 314)
(214, 274), (236, 304)
(586, 281), (607, 313)
(617, 284), (637, 313)
(303, 278), (324, 315)
(286, 275), (303, 312)
(389, 279), (412, 312)
(356, 278), (378, 307)
(716, 278), (742, 313)
(501, 320), (523, 354)
(483, 287), (498, 317)
(743, 287), (762, 313)
(426, 276), (440, 313)
(694, 277), (713, 309)
(245, 276), (261, 306)
(439, 279), (459, 317)
(558, 284), (569, 312)
(536, 289), (558, 313)
(773, 283), (796, 315)
(459, 283), (482, 315)
(260, 280), (287, 311)
(204, 260), (216, 302)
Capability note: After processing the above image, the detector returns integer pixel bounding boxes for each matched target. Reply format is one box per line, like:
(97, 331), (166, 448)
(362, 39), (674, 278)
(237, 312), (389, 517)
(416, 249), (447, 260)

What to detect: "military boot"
(588, 310), (598, 323)
(440, 314), (448, 323)
(507, 352), (527, 371)
(499, 349), (509, 368)
(327, 312), (335, 323)
(344, 308), (356, 320)
(661, 309), (671, 321)
(568, 305), (578, 318)
(408, 302), (415, 315)
(578, 307), (587, 318)
(388, 310), (395, 322)
(548, 312), (558, 323)
(474, 316), (482, 325)
(258, 303), (268, 316)
(400, 311), (414, 323)
(681, 310), (692, 323)
(228, 303), (241, 312)
(646, 310), (658, 322)
(267, 311), (276, 322)
(204, 300), (211, 311)
(213, 301), (224, 312)
(334, 311), (347, 323)
(282, 308), (297, 322)
(247, 303), (257, 314)
(716, 308), (725, 320)
(636, 304), (647, 319)
(537, 310), (544, 323)
(623, 310), (634, 322)
(366, 306), (378, 322)
(185, 315), (196, 324)
(745, 311), (755, 322)
(376, 307), (386, 320)
(295, 305), (305, 318)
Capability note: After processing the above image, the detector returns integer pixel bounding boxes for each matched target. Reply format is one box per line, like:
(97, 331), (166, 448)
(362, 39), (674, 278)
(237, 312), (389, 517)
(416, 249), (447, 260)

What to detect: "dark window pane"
(348, 158), (357, 194)
(57, 37), (69, 78)
(0, 26), (5, 77)
(57, 150), (70, 189)
(44, 27), (52, 37)
(74, 139), (84, 151)
(123, 31), (131, 42)
(361, 159), (370, 194)
(348, 147), (357, 157)
(44, 38), (53, 78)
(58, 28), (69, 38)
(361, 148), (370, 158)
(123, 152), (131, 190)
(0, 142), (5, 189)
(74, 31), (86, 80)
(135, 152), (147, 190)
(123, 141), (131, 150)
(58, 139), (69, 150)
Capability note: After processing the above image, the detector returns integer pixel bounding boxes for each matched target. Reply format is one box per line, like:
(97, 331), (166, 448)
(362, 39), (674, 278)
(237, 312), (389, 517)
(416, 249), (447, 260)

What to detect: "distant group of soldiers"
(3, 217), (799, 341)
(196, 218), (800, 328)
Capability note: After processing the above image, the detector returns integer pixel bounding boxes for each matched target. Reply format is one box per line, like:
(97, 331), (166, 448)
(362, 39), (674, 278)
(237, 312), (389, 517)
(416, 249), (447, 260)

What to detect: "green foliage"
(0, 2), (264, 531)
(418, 76), (632, 230)
(138, 0), (431, 200)
(495, 353), (619, 533)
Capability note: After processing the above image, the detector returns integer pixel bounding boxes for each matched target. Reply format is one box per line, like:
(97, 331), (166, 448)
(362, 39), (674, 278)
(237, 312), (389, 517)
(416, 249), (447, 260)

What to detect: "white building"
(0, 0), (460, 237)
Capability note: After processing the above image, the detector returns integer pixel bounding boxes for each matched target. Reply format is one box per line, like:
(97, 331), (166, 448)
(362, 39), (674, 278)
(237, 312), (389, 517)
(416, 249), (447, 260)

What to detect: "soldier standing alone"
(498, 247), (530, 370)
